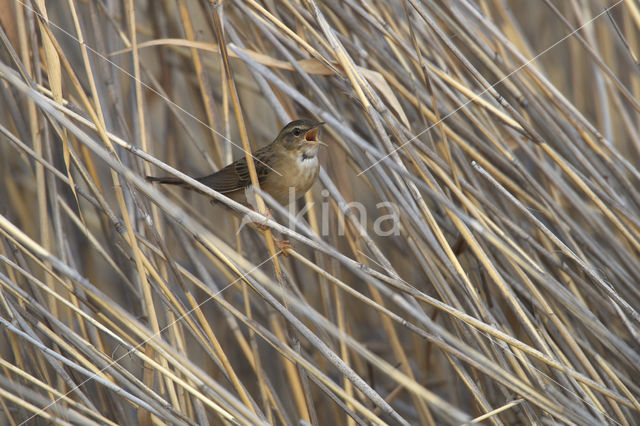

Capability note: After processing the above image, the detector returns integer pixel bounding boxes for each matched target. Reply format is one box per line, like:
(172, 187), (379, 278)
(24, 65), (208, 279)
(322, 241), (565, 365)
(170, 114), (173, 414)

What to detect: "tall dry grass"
(0, 0), (639, 424)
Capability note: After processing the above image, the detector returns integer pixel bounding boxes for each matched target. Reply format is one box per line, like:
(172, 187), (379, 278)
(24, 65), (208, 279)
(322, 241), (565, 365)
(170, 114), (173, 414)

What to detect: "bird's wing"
(197, 147), (275, 193)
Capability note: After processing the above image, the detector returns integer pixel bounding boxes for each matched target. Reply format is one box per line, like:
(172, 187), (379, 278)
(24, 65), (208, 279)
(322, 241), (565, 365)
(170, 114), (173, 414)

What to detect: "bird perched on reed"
(147, 119), (325, 207)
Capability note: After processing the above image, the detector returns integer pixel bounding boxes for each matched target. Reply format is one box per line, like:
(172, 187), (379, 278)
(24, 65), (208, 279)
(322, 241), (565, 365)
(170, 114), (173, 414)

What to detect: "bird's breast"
(262, 156), (319, 205)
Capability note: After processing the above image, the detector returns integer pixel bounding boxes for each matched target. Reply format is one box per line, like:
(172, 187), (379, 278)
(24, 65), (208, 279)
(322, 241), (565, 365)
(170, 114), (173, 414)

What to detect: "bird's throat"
(300, 143), (319, 160)
(301, 151), (316, 161)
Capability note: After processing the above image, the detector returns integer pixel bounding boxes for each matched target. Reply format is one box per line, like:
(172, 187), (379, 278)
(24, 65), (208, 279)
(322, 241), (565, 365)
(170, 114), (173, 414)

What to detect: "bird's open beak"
(304, 122), (325, 145)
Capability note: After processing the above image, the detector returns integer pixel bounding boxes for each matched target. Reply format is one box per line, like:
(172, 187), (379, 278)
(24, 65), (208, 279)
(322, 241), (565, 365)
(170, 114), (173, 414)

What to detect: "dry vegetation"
(1, 0), (640, 424)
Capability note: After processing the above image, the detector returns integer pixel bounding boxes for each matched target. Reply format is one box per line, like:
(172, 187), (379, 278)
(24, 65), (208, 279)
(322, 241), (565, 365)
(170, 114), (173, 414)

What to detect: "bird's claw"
(248, 208), (272, 231)
(274, 238), (292, 256)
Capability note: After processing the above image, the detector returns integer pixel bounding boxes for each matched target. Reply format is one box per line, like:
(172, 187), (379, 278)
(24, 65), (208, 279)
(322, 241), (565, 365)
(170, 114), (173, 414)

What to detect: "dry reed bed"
(0, 0), (639, 424)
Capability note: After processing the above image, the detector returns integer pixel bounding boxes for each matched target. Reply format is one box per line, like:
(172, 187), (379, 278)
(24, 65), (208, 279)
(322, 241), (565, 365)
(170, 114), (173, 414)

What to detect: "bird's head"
(275, 119), (325, 158)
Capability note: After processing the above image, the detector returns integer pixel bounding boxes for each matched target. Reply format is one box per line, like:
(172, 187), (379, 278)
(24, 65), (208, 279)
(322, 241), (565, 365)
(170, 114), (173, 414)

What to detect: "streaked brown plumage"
(147, 120), (325, 206)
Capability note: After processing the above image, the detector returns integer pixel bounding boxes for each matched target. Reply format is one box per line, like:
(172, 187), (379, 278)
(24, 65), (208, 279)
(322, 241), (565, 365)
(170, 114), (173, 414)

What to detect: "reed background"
(0, 0), (639, 424)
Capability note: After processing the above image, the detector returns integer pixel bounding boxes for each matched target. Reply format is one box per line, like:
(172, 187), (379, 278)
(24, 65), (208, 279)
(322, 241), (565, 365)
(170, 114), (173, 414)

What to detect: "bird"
(146, 119), (325, 207)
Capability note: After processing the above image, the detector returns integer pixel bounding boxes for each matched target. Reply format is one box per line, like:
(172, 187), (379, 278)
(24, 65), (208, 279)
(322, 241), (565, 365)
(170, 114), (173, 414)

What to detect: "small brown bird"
(147, 120), (325, 207)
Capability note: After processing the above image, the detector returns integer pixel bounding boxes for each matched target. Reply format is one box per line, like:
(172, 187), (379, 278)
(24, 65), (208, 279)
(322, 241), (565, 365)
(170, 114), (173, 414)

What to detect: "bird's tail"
(145, 176), (184, 185)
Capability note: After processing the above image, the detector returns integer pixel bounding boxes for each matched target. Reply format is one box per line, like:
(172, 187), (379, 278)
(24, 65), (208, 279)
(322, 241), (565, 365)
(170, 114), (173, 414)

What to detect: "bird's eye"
(292, 128), (302, 136)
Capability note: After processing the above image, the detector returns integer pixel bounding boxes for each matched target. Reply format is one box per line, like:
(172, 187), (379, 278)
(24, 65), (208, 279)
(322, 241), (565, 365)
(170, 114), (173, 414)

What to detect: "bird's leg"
(245, 209), (291, 255)
(255, 208), (273, 231)
(243, 208), (273, 232)
(257, 210), (292, 255)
